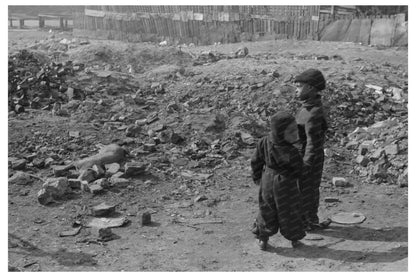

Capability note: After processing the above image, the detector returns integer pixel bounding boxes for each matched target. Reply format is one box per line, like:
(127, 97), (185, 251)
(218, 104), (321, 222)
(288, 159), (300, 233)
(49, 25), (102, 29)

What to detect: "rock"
(371, 163), (389, 180)
(384, 144), (400, 155)
(389, 87), (403, 101)
(316, 55), (329, 60)
(92, 203), (116, 217)
(126, 125), (142, 137)
(87, 217), (129, 228)
(356, 155), (370, 167)
(86, 183), (104, 194)
(32, 158), (45, 168)
(324, 197), (340, 203)
(135, 119), (147, 126)
(53, 164), (75, 177)
(105, 163), (120, 176)
(370, 148), (386, 161)
(240, 132), (255, 145)
(358, 141), (374, 155)
(194, 195), (208, 202)
(92, 164), (105, 178)
(365, 84), (383, 92)
(143, 143), (157, 152)
(44, 157), (55, 167)
(38, 177), (70, 205)
(235, 47), (248, 58)
(78, 169), (98, 183)
(65, 178), (81, 189)
(170, 132), (185, 144)
(110, 177), (130, 188)
(345, 140), (359, 149)
(272, 70), (280, 78)
(93, 178), (110, 189)
(69, 131), (80, 138)
(11, 159), (27, 170)
(95, 227), (119, 242)
(332, 177), (352, 187)
(205, 114), (227, 133)
(9, 171), (33, 185)
(397, 169), (408, 187)
(141, 212), (152, 226)
(124, 162), (147, 177)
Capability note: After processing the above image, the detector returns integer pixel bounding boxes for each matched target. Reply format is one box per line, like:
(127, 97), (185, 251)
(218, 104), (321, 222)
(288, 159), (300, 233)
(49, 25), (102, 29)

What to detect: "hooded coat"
(251, 112), (305, 241)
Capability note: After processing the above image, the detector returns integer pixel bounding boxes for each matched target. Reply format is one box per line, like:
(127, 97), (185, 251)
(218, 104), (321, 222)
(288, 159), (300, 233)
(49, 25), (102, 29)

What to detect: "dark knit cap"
(270, 111), (295, 142)
(294, 69), (326, 91)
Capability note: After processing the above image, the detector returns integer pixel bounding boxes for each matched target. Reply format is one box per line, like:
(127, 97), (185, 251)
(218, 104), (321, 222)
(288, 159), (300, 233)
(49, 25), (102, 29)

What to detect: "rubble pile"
(8, 42), (408, 208)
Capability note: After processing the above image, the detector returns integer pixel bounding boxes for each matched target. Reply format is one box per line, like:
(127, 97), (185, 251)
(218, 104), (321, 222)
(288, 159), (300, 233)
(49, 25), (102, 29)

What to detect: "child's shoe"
(258, 239), (268, 251)
(291, 240), (304, 248)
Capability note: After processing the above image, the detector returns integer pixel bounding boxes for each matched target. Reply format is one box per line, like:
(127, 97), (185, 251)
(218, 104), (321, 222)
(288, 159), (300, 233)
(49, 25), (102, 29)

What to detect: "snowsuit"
(251, 133), (305, 242)
(296, 95), (328, 224)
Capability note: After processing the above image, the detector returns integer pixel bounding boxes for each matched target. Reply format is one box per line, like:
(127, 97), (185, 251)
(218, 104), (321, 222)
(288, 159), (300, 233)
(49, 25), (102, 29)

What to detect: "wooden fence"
(73, 6), (330, 45)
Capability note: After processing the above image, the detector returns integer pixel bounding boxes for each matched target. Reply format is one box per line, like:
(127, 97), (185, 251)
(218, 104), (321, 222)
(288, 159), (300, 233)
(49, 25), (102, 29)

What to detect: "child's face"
(295, 82), (316, 100)
(284, 121), (298, 144)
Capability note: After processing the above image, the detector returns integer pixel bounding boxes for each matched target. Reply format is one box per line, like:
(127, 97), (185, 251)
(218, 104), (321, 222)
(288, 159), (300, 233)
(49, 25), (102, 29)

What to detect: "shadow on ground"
(8, 233), (97, 267)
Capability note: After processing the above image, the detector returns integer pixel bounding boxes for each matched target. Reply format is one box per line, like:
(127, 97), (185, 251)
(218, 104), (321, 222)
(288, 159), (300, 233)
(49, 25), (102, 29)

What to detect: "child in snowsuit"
(251, 111), (306, 250)
(294, 69), (328, 230)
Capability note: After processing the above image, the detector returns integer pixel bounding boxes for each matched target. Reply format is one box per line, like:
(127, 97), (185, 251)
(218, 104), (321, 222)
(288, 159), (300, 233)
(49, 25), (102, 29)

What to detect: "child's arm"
(251, 137), (266, 185)
(303, 111), (325, 168)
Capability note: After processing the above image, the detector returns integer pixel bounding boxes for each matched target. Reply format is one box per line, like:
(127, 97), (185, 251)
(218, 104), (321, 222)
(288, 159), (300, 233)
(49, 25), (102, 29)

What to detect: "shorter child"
(251, 111), (305, 250)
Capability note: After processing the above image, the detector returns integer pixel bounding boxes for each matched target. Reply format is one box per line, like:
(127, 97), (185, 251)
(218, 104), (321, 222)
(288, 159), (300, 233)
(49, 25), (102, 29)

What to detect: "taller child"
(294, 69), (328, 230)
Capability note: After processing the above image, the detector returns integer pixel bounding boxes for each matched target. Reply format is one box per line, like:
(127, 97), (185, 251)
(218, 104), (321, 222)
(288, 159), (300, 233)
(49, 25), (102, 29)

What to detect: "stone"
(69, 131), (80, 138)
(143, 143), (157, 152)
(92, 164), (105, 178)
(356, 155), (370, 167)
(38, 177), (70, 205)
(371, 163), (389, 180)
(44, 157), (55, 167)
(324, 197), (340, 203)
(384, 144), (400, 155)
(11, 159), (27, 170)
(390, 87), (403, 101)
(345, 140), (359, 149)
(170, 132), (184, 144)
(9, 171), (33, 185)
(32, 158), (45, 168)
(194, 195), (208, 202)
(92, 203), (116, 217)
(78, 168), (98, 183)
(110, 177), (130, 188)
(332, 177), (352, 187)
(87, 217), (129, 228)
(86, 183), (104, 194)
(124, 162), (147, 177)
(93, 178), (110, 189)
(272, 70), (280, 78)
(103, 162), (119, 173)
(135, 119), (147, 126)
(68, 179), (82, 189)
(358, 141), (374, 155)
(126, 125), (142, 137)
(316, 55), (329, 60)
(141, 212), (152, 226)
(370, 148), (386, 161)
(53, 164), (75, 177)
(397, 169), (408, 187)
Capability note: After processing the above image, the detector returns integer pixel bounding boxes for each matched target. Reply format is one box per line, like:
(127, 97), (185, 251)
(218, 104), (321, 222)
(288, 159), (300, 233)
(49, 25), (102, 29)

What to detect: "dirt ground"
(7, 28), (408, 271)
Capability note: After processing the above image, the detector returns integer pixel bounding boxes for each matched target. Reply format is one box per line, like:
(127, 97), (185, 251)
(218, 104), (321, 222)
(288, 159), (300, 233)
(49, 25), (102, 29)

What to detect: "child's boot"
(258, 238), (269, 251)
(291, 240), (304, 248)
